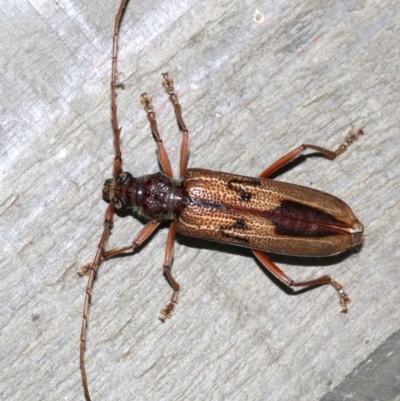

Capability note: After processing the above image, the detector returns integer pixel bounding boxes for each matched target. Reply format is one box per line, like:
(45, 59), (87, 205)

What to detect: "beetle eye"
(114, 198), (123, 209)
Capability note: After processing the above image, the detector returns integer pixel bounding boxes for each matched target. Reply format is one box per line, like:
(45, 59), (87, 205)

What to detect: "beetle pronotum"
(79, 0), (364, 399)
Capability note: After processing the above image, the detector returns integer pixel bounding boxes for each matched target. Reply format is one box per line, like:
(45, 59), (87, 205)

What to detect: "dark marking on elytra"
(220, 218), (249, 243)
(266, 200), (349, 238)
(221, 218), (247, 231)
(227, 179), (261, 201)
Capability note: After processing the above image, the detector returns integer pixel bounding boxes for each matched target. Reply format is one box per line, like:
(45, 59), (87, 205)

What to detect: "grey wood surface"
(1, 0), (399, 400)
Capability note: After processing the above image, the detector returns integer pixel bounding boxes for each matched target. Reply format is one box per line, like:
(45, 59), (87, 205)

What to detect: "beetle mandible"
(79, 0), (363, 399)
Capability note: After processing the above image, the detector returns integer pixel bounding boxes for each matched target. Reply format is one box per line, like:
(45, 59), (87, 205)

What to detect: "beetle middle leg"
(141, 80), (187, 319)
(153, 73), (189, 320)
(259, 128), (363, 178)
(159, 222), (180, 322)
(253, 250), (350, 312)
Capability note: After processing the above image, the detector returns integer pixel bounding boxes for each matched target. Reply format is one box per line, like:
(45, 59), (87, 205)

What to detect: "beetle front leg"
(252, 250), (351, 313)
(159, 222), (180, 322)
(79, 221), (161, 276)
(259, 128), (363, 178)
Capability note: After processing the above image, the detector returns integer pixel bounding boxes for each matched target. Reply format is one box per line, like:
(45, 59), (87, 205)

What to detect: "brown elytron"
(79, 0), (363, 399)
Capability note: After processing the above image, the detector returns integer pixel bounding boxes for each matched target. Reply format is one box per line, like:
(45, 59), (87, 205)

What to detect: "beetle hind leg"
(253, 250), (351, 313)
(333, 128), (364, 157)
(259, 128), (363, 178)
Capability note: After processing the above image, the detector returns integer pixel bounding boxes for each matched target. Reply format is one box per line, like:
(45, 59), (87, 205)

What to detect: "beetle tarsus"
(159, 302), (175, 322)
(334, 128), (364, 156)
(79, 256), (105, 277)
(331, 280), (351, 313)
(159, 292), (179, 322)
(79, 263), (92, 277)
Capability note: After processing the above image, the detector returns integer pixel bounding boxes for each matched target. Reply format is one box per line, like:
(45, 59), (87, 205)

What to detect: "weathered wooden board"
(1, 0), (399, 400)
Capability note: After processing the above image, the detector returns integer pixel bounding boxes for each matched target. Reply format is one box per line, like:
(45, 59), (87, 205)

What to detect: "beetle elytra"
(79, 0), (364, 399)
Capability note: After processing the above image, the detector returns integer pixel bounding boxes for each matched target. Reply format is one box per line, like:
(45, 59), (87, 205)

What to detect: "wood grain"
(1, 0), (399, 400)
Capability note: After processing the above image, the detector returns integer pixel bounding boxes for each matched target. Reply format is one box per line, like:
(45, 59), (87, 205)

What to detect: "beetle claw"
(329, 279), (351, 313)
(337, 286), (351, 313)
(78, 263), (92, 277)
(159, 292), (179, 322)
(159, 302), (175, 322)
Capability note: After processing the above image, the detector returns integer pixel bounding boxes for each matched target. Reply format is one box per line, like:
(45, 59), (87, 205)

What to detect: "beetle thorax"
(102, 172), (188, 221)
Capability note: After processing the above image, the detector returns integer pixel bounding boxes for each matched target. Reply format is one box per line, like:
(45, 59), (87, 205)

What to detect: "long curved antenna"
(80, 1), (130, 400)
(111, 0), (130, 178)
(80, 203), (114, 401)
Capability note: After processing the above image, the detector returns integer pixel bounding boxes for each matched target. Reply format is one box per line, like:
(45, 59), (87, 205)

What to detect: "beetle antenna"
(79, 1), (129, 399)
(111, 0), (130, 178)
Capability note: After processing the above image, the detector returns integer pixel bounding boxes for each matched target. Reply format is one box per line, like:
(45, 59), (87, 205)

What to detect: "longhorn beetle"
(79, 0), (364, 399)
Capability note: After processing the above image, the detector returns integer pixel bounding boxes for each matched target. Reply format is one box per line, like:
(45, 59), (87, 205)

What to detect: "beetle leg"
(140, 93), (174, 178)
(252, 250), (351, 313)
(159, 222), (180, 322)
(100, 221), (161, 261)
(79, 221), (161, 276)
(162, 73), (189, 178)
(259, 129), (363, 178)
